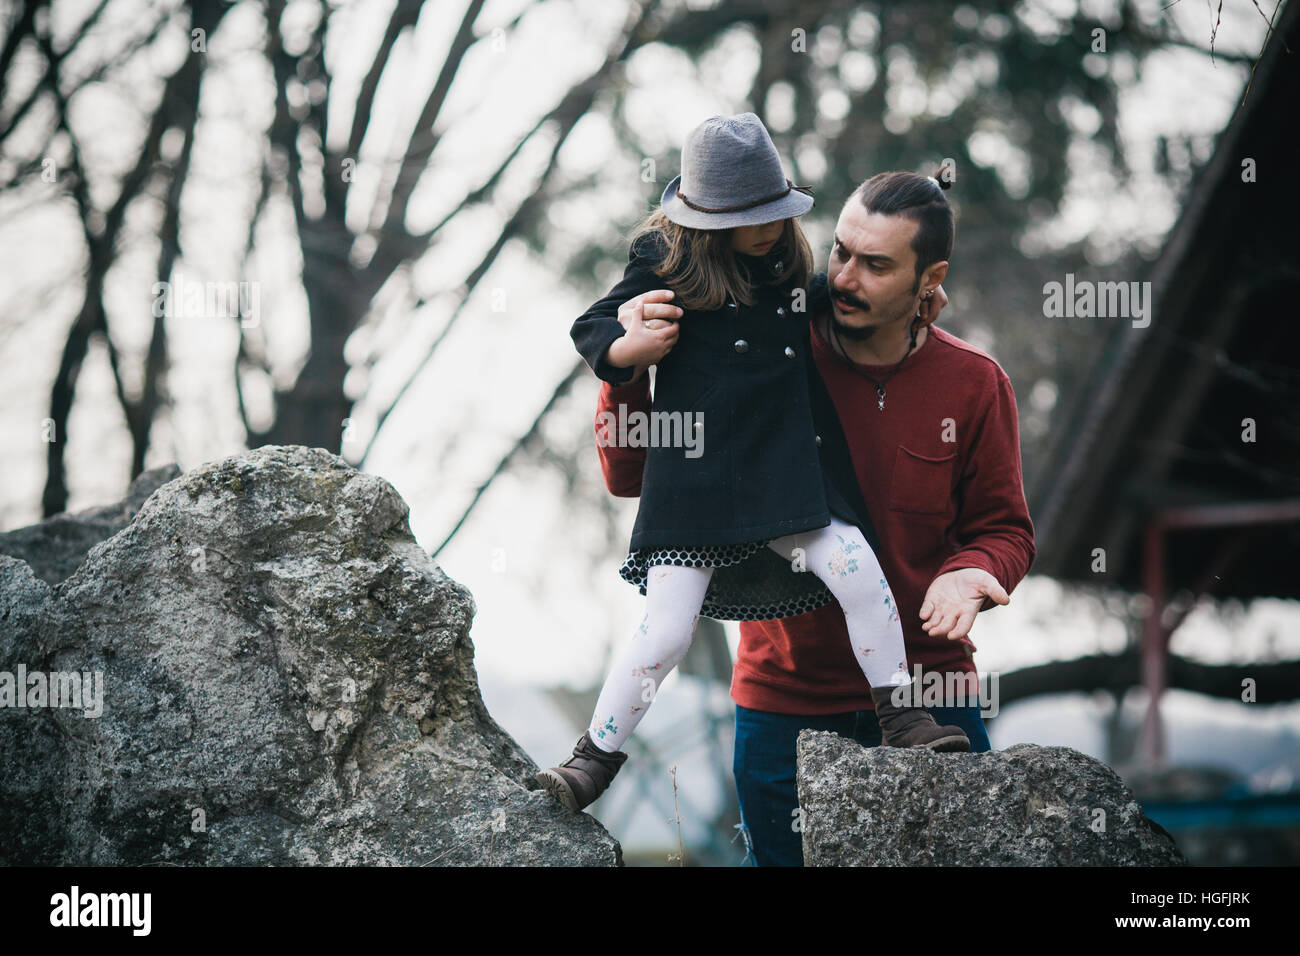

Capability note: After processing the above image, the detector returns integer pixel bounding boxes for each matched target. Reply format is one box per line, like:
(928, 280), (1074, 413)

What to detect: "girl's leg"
(586, 562), (713, 753)
(766, 518), (909, 689)
(768, 520), (969, 752)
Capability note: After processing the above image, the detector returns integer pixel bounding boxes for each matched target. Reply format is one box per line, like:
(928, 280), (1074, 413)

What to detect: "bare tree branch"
(1240, 0), (1289, 105)
(133, 85), (199, 479)
(0, 3), (174, 165)
(346, 0), (423, 160)
(431, 357), (587, 558)
(356, 4), (660, 468)
(235, 156), (275, 439)
(364, 0), (487, 284)
(0, 0), (44, 88)
(37, 0), (225, 514)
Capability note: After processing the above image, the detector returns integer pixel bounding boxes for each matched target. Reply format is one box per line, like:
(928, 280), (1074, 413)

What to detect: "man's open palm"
(919, 568), (1010, 641)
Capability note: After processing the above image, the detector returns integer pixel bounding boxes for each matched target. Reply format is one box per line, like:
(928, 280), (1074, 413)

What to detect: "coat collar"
(736, 249), (790, 284)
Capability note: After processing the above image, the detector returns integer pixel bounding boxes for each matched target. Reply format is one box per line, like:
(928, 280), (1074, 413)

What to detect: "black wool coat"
(570, 232), (879, 561)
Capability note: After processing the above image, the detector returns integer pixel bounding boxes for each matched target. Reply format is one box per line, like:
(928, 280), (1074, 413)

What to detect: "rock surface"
(0, 464), (181, 587)
(796, 731), (1186, 866)
(0, 446), (620, 866)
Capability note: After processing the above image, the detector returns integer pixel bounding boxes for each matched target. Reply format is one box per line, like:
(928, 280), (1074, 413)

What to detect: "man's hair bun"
(930, 164), (955, 190)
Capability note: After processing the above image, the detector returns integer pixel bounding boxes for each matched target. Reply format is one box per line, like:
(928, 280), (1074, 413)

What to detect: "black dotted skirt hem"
(618, 539), (836, 622)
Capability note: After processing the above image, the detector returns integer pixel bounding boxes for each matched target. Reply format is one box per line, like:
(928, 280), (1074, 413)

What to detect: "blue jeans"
(732, 702), (992, 867)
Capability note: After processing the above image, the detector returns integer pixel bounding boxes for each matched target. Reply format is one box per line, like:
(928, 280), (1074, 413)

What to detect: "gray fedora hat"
(661, 112), (814, 230)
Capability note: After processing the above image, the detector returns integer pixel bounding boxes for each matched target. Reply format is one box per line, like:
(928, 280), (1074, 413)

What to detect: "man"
(594, 170), (1035, 866)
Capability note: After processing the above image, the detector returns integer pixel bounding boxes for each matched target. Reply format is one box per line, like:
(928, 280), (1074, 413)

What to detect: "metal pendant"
(877, 386), (886, 411)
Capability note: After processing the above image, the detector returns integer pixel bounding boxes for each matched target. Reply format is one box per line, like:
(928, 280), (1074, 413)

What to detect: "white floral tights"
(587, 516), (910, 753)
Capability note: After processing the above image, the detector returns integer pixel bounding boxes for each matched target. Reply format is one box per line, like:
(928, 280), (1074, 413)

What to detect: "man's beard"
(828, 308), (877, 341)
(828, 288), (915, 341)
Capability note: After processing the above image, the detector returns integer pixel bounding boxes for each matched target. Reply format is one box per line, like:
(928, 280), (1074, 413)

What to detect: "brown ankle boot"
(870, 686), (970, 752)
(535, 731), (629, 811)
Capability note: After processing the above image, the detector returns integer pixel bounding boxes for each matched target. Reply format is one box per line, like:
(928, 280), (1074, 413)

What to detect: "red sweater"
(593, 318), (1036, 714)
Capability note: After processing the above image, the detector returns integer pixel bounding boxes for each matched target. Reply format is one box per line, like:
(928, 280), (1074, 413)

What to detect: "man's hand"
(618, 288), (683, 330)
(616, 289), (682, 382)
(919, 568), (1009, 641)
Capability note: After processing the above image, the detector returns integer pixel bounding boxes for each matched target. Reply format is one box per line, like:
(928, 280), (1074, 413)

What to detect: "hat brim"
(659, 175), (814, 230)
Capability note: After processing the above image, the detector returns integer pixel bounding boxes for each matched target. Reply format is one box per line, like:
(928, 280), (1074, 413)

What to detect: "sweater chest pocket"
(889, 446), (956, 515)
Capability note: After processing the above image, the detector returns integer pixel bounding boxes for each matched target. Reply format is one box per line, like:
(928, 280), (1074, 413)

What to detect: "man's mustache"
(831, 287), (869, 311)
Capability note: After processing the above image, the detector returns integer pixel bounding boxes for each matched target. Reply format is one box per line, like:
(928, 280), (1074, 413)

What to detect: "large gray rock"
(0, 464), (181, 586)
(0, 556), (65, 863)
(0, 445), (620, 866)
(797, 731), (1185, 866)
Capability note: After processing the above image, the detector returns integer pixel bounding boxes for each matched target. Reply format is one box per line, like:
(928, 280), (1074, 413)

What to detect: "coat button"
(776, 307), (786, 316)
(815, 435), (822, 446)
(784, 346), (795, 358)
(733, 339), (749, 353)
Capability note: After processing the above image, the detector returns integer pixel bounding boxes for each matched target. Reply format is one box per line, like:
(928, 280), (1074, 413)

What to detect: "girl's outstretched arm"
(570, 233), (678, 384)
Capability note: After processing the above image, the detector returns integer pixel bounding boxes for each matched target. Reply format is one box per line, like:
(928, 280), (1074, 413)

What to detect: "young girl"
(537, 113), (968, 813)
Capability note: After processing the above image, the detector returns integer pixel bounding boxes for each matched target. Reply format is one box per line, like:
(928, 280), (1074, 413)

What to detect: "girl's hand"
(633, 316), (675, 380)
(607, 309), (679, 370)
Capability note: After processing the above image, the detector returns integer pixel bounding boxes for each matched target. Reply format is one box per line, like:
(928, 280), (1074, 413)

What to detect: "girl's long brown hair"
(628, 209), (814, 312)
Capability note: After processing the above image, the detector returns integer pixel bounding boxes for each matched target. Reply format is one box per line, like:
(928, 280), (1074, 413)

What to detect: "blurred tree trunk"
(0, 0), (1259, 524)
(2, 0), (658, 515)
